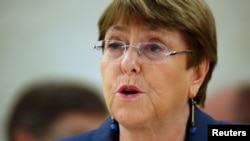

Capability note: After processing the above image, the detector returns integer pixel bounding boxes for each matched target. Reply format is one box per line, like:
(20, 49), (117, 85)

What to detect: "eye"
(142, 43), (165, 53)
(106, 41), (124, 50)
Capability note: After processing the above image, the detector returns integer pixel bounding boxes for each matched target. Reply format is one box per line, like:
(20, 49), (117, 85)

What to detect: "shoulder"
(190, 106), (234, 141)
(195, 106), (232, 124)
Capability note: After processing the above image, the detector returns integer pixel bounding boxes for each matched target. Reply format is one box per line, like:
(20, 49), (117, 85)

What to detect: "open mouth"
(122, 88), (139, 95)
(117, 85), (142, 95)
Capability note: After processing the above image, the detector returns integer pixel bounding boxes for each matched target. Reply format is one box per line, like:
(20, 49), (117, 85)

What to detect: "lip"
(116, 84), (144, 100)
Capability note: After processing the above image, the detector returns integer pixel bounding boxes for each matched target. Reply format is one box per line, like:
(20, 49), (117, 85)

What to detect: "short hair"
(6, 81), (107, 141)
(98, 0), (217, 107)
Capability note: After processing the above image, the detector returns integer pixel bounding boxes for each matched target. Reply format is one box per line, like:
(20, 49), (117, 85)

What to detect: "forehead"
(106, 24), (173, 37)
(105, 24), (185, 42)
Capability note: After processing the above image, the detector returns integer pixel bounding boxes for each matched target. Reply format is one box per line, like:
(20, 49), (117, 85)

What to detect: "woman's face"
(100, 24), (194, 127)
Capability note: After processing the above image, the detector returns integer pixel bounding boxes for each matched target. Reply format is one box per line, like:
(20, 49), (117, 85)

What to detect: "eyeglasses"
(93, 40), (192, 64)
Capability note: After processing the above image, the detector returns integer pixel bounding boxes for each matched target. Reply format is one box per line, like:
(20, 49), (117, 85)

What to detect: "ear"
(188, 59), (209, 98)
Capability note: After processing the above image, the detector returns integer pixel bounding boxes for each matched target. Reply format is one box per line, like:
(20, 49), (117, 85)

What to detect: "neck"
(119, 105), (190, 141)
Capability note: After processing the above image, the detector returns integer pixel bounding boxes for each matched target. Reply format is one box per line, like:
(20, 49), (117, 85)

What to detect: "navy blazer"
(57, 107), (229, 141)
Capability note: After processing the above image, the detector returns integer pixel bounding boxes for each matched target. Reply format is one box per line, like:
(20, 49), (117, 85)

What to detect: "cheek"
(100, 61), (119, 112)
(146, 64), (190, 107)
(146, 65), (177, 93)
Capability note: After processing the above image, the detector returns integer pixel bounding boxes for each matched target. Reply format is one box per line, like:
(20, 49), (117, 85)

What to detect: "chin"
(115, 108), (149, 127)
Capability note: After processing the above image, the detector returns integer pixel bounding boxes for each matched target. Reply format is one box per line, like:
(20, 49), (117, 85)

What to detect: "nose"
(121, 47), (141, 75)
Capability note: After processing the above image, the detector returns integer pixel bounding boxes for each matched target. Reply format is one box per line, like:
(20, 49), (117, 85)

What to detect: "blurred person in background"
(6, 81), (108, 141)
(204, 82), (250, 123)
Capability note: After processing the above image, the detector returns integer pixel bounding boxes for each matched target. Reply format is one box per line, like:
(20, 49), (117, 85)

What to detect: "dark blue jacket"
(57, 107), (229, 141)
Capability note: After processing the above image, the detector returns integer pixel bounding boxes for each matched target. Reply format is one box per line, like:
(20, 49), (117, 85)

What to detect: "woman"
(59, 0), (230, 141)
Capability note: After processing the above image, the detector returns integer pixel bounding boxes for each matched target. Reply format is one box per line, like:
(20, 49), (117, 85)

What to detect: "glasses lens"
(93, 40), (126, 60)
(105, 40), (125, 59)
(139, 42), (169, 64)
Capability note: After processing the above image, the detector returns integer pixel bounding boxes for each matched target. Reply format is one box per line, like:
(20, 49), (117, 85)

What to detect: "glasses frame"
(93, 40), (192, 64)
